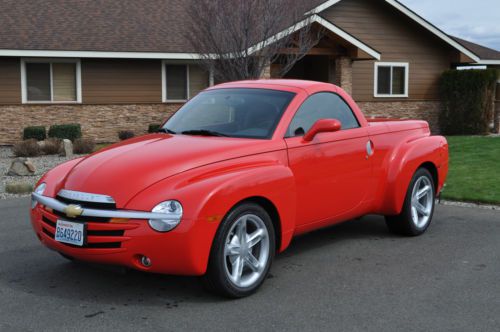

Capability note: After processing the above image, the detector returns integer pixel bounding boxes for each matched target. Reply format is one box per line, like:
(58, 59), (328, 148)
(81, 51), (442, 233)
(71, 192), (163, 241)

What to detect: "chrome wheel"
(224, 214), (270, 288)
(410, 176), (434, 229)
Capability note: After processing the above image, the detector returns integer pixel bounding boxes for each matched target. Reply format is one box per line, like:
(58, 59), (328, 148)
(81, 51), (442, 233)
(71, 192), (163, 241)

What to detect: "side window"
(287, 92), (359, 137)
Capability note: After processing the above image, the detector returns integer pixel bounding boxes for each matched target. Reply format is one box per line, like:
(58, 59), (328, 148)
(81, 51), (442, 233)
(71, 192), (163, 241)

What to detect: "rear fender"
(380, 136), (446, 215)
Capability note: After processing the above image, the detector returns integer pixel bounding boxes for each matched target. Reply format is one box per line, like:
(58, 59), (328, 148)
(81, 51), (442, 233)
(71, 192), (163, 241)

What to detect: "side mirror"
(303, 119), (342, 142)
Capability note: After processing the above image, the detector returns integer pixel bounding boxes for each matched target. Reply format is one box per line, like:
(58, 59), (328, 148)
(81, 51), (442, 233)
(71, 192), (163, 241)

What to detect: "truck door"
(285, 92), (372, 226)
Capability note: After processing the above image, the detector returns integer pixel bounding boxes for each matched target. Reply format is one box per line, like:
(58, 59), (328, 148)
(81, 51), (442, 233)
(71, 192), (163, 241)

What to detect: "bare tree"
(184, 0), (322, 82)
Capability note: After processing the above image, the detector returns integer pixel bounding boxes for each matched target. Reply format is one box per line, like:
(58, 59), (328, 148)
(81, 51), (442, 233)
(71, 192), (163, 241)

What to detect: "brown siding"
(323, 0), (453, 101)
(0, 58), (21, 104)
(82, 59), (162, 104)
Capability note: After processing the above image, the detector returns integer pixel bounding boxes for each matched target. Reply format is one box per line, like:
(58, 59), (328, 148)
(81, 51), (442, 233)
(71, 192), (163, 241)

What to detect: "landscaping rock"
(6, 158), (36, 176)
(5, 181), (34, 194)
(25, 159), (36, 173)
(60, 139), (73, 157)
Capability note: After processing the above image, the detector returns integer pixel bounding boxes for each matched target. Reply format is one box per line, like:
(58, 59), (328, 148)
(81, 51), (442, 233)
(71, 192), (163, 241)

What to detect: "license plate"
(55, 220), (86, 246)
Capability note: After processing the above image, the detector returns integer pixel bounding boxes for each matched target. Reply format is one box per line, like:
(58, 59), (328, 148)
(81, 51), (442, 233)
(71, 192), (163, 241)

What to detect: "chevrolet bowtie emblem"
(64, 204), (84, 218)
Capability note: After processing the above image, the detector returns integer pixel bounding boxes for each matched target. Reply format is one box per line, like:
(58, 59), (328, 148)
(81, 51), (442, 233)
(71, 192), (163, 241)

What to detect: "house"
(0, 0), (499, 144)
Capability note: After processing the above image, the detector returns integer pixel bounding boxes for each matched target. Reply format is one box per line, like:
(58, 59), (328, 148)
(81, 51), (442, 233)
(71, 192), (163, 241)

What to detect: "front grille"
(41, 214), (125, 250)
(52, 209), (110, 223)
(54, 193), (115, 223)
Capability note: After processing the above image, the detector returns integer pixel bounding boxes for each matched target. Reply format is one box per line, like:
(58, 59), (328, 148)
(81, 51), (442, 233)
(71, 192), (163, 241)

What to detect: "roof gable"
(308, 0), (498, 64)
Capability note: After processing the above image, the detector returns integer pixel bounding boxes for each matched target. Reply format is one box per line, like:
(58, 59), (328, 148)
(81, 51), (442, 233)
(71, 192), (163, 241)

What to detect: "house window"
(374, 62), (409, 97)
(21, 59), (81, 103)
(162, 63), (210, 102)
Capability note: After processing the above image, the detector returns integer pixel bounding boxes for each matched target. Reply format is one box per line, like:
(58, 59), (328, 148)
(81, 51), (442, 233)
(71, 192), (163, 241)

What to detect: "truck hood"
(62, 134), (283, 207)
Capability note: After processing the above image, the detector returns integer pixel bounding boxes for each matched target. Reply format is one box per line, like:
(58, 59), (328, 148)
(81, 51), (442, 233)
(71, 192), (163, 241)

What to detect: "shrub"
(12, 139), (41, 157)
(48, 124), (82, 142)
(148, 124), (161, 133)
(440, 69), (498, 135)
(23, 126), (46, 141)
(5, 182), (34, 194)
(41, 138), (62, 155)
(73, 138), (96, 154)
(118, 130), (135, 141)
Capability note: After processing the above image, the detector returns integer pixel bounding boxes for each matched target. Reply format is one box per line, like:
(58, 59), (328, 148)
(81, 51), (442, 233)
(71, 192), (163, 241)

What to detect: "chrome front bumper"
(31, 192), (170, 220)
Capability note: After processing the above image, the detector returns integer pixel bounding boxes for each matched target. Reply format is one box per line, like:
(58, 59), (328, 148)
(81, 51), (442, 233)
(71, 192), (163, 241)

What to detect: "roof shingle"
(451, 36), (500, 61)
(0, 0), (325, 53)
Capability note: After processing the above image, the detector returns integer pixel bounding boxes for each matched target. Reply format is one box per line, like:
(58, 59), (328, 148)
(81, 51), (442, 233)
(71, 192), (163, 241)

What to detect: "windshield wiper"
(158, 128), (176, 134)
(181, 129), (228, 137)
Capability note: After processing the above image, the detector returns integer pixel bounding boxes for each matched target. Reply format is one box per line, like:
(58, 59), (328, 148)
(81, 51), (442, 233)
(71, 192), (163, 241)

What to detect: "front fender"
(126, 150), (295, 275)
(379, 135), (447, 215)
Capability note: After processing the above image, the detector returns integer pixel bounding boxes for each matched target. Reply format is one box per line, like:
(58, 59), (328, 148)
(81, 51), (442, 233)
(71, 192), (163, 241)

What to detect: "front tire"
(385, 168), (436, 236)
(203, 203), (275, 298)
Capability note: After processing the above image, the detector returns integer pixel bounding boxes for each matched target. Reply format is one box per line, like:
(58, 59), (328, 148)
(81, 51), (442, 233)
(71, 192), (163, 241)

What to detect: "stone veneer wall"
(357, 100), (442, 133)
(0, 103), (181, 145)
(0, 100), (443, 145)
(335, 56), (353, 95)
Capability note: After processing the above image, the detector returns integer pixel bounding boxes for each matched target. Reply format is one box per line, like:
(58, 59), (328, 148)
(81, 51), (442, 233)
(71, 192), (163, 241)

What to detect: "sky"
(399, 0), (500, 50)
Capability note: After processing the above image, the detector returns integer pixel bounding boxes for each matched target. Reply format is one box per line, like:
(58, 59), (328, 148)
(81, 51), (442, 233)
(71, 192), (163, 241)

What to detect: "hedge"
(148, 124), (161, 133)
(23, 126), (46, 141)
(439, 69), (498, 135)
(118, 130), (135, 141)
(48, 124), (82, 141)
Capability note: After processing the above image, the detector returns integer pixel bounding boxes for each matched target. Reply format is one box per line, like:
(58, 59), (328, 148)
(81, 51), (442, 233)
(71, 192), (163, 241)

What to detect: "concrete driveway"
(1, 198), (499, 331)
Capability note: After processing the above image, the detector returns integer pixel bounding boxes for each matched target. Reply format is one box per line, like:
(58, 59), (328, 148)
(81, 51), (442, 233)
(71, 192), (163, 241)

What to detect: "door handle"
(366, 140), (374, 159)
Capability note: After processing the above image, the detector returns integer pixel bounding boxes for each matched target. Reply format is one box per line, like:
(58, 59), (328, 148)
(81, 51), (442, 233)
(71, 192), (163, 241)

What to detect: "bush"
(118, 130), (135, 141)
(12, 139), (41, 157)
(73, 138), (96, 154)
(48, 124), (82, 142)
(148, 124), (161, 133)
(41, 138), (62, 155)
(5, 182), (34, 194)
(23, 126), (46, 141)
(440, 69), (498, 135)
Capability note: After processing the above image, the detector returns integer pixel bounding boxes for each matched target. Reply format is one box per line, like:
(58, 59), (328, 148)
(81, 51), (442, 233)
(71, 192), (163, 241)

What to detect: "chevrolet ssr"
(31, 80), (449, 298)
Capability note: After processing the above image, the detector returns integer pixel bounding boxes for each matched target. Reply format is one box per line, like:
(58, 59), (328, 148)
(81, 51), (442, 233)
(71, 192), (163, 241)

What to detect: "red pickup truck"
(31, 80), (448, 298)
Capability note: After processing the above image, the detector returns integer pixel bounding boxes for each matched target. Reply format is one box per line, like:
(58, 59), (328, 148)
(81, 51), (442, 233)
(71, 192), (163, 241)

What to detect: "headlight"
(31, 183), (46, 209)
(148, 200), (183, 232)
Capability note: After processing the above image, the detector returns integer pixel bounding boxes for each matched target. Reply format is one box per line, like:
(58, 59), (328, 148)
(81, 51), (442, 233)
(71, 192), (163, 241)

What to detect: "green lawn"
(442, 136), (500, 204)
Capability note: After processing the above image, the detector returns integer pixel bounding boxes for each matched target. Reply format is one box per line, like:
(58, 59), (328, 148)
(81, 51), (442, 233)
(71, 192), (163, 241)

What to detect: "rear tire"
(202, 203), (275, 298)
(385, 168), (436, 236)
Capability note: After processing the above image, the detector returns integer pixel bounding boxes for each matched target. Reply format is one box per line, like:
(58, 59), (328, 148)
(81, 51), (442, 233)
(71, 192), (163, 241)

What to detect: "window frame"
(285, 91), (360, 138)
(374, 62), (409, 98)
(21, 58), (82, 104)
(162, 61), (214, 103)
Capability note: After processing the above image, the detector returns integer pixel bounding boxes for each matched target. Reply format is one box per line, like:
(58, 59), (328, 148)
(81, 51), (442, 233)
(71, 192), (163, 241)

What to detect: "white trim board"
(306, 0), (343, 15)
(476, 60), (500, 65)
(313, 16), (380, 60)
(1, 50), (203, 59)
(384, 0), (480, 63)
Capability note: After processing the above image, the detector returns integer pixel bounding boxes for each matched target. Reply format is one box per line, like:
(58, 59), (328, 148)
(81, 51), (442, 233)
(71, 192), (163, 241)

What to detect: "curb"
(439, 200), (500, 211)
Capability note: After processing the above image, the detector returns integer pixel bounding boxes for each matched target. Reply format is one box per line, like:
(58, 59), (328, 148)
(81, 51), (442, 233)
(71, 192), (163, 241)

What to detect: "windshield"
(163, 88), (296, 139)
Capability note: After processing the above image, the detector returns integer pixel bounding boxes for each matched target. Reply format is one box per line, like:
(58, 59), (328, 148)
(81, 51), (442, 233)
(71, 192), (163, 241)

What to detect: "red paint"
(30, 80), (448, 276)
